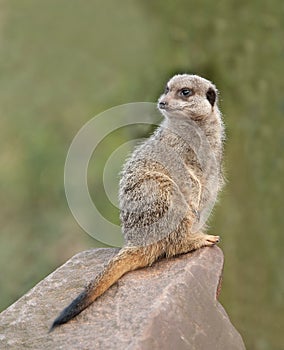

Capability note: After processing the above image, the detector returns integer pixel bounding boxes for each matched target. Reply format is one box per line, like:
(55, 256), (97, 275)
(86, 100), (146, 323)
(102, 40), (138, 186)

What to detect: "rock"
(0, 246), (245, 350)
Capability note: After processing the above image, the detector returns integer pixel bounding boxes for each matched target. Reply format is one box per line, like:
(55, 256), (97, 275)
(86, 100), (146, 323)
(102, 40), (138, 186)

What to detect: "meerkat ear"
(206, 87), (216, 106)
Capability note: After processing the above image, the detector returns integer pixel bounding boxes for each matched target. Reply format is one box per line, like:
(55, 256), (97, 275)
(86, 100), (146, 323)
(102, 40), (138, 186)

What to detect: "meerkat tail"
(50, 246), (153, 331)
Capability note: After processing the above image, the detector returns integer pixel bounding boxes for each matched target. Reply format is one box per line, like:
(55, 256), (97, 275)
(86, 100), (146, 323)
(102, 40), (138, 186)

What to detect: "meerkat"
(50, 74), (225, 331)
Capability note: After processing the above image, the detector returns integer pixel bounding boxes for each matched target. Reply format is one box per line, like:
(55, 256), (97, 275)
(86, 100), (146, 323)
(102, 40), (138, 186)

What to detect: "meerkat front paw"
(204, 234), (220, 246)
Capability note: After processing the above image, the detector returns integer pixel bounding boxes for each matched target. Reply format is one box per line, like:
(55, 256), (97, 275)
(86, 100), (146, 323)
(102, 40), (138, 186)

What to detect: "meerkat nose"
(159, 101), (167, 109)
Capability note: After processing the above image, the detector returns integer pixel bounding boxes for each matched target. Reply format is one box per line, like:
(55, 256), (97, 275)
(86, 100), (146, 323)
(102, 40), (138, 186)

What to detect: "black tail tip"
(48, 319), (63, 333)
(48, 289), (90, 333)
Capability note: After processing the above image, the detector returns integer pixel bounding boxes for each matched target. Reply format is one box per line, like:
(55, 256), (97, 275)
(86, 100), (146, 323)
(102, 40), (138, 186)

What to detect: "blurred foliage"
(0, 0), (283, 349)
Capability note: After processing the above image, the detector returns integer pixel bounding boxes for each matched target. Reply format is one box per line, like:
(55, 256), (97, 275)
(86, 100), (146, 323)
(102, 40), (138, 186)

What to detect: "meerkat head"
(158, 74), (219, 121)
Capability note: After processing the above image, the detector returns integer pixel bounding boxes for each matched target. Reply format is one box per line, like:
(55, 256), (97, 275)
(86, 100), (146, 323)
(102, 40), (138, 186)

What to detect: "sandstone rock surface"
(0, 246), (245, 349)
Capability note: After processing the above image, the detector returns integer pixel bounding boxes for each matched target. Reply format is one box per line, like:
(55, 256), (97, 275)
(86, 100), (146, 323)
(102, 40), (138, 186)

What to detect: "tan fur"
(51, 74), (225, 331)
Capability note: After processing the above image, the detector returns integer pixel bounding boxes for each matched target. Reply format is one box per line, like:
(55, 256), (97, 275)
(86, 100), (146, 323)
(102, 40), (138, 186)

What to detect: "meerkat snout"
(158, 101), (167, 109)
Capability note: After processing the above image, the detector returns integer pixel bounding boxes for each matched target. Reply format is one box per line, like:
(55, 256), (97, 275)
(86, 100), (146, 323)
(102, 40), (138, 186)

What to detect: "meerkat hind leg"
(166, 232), (220, 258)
(188, 232), (220, 249)
(204, 234), (220, 244)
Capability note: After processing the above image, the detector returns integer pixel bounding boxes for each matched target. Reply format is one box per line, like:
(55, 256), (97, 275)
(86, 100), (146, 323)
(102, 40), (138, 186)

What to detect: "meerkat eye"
(180, 88), (193, 97)
(164, 86), (169, 94)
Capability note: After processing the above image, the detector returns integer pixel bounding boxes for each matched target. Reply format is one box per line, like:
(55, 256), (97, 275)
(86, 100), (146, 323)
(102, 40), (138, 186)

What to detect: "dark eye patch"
(164, 85), (169, 94)
(180, 88), (194, 97)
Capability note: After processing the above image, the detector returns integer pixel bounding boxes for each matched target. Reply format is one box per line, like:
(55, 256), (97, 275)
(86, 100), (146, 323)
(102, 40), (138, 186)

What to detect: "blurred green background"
(0, 1), (283, 349)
